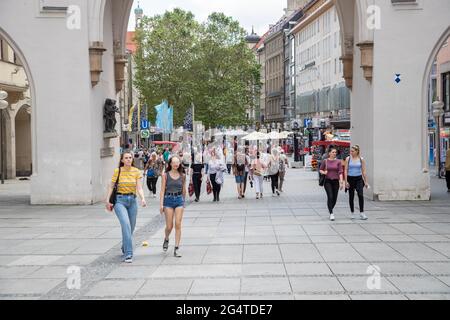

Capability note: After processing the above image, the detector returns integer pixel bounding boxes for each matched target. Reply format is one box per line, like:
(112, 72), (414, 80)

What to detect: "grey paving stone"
(327, 263), (372, 276)
(8, 255), (64, 266)
(417, 223), (450, 234)
(406, 294), (450, 300)
(390, 224), (436, 235)
(388, 276), (450, 293)
(71, 239), (120, 254)
(315, 243), (365, 262)
(243, 245), (283, 263)
(437, 276), (450, 286)
(85, 279), (146, 297)
(350, 294), (407, 300)
(190, 278), (240, 294)
(375, 262), (429, 276)
(279, 244), (323, 262)
(241, 277), (292, 294)
(343, 235), (380, 243)
(410, 235), (450, 242)
(351, 243), (408, 261)
(303, 225), (339, 236)
(375, 235), (416, 242)
(277, 236), (311, 244)
(105, 266), (157, 279)
(0, 279), (63, 294)
(294, 294), (350, 300)
(241, 263), (286, 277)
(361, 224), (404, 235)
(309, 236), (346, 243)
(332, 225), (372, 236)
(424, 243), (450, 258)
(417, 262), (450, 275)
(285, 263), (332, 276)
(240, 294), (294, 300)
(290, 277), (345, 293)
(338, 276), (399, 293)
(0, 266), (40, 279)
(50, 255), (100, 266)
(24, 266), (78, 279)
(388, 243), (448, 261)
(151, 264), (242, 278)
(202, 245), (243, 264)
(137, 279), (193, 296)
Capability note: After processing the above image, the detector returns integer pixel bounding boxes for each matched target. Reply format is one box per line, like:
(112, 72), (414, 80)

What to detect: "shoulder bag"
(319, 160), (327, 187)
(109, 167), (121, 206)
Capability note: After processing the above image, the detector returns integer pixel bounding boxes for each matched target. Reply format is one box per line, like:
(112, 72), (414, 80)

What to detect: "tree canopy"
(134, 9), (261, 128)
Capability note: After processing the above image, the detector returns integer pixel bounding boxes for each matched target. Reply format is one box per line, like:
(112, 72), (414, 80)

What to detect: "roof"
(253, 31), (270, 50)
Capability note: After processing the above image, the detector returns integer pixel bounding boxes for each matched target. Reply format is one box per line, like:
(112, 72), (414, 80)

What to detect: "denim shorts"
(163, 195), (184, 209)
(235, 175), (245, 184)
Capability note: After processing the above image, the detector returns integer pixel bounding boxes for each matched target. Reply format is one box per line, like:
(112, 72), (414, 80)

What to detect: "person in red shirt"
(319, 147), (344, 221)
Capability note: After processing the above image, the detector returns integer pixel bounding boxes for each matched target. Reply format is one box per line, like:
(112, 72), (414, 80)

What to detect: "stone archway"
(14, 105), (32, 177)
(0, 28), (35, 183)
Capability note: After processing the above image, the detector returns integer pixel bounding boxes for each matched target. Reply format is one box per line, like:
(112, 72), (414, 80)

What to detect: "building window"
(0, 40), (3, 61)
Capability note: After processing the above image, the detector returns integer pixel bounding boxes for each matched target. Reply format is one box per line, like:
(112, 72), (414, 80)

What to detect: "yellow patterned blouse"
(111, 167), (143, 194)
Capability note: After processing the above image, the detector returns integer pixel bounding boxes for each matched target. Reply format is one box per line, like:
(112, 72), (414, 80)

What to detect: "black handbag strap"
(114, 167), (121, 188)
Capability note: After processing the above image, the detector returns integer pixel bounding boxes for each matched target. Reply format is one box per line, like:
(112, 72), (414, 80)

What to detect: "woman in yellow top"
(106, 152), (147, 263)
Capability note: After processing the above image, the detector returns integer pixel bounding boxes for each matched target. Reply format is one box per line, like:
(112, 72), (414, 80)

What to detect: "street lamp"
(432, 100), (445, 178)
(0, 90), (8, 185)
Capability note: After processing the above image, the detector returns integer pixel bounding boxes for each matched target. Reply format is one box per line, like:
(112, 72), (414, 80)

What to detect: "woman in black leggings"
(319, 148), (344, 221)
(345, 145), (369, 220)
(190, 153), (204, 202)
(207, 149), (224, 202)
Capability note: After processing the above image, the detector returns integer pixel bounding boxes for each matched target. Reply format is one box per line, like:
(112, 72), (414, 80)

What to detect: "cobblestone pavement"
(0, 170), (449, 300)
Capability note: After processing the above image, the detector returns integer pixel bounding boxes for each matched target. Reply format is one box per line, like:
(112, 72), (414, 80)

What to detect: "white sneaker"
(330, 214), (335, 221)
(360, 213), (368, 220)
(351, 212), (357, 220)
(124, 256), (133, 263)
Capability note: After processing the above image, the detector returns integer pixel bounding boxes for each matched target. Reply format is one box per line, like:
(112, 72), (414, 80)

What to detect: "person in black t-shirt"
(190, 154), (205, 202)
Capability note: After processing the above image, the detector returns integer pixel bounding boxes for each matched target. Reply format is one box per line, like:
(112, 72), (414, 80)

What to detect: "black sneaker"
(163, 238), (169, 252)
(174, 247), (182, 258)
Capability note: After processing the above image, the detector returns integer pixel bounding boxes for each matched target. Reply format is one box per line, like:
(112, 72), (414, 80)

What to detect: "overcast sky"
(128, 0), (286, 36)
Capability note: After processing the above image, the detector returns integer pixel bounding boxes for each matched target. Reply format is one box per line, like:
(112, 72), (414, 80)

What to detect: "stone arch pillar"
(14, 104), (32, 177)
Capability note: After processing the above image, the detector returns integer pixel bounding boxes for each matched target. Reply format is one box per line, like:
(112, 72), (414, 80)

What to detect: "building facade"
(0, 37), (32, 179)
(291, 0), (350, 131)
(0, 0), (133, 204)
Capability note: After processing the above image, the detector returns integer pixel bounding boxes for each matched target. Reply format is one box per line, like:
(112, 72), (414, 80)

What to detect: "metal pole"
(436, 115), (441, 178)
(0, 109), (4, 184)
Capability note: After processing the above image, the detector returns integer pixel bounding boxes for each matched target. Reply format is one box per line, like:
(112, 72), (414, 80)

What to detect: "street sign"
(141, 130), (150, 139)
(141, 119), (149, 130)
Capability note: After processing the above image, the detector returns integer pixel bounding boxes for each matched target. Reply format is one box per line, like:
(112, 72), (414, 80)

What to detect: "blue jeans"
(114, 195), (138, 258)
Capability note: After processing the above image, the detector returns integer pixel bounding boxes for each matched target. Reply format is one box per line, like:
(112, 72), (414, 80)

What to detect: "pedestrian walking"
(268, 149), (281, 196)
(106, 152), (147, 263)
(143, 152), (164, 198)
(446, 148), (450, 192)
(319, 147), (344, 221)
(207, 148), (226, 202)
(251, 152), (266, 199)
(233, 149), (246, 199)
(279, 150), (289, 192)
(344, 145), (369, 220)
(242, 149), (251, 197)
(225, 148), (233, 174)
(160, 155), (186, 258)
(190, 153), (204, 202)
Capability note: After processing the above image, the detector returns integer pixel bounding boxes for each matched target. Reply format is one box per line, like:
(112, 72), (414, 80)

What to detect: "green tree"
(134, 9), (260, 128)
(134, 9), (200, 125)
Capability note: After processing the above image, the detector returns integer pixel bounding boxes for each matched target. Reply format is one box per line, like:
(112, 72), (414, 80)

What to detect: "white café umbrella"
(242, 131), (270, 141)
(279, 131), (293, 139)
(267, 131), (282, 140)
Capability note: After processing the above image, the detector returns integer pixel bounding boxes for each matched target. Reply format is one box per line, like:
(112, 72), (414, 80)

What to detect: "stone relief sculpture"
(104, 98), (119, 133)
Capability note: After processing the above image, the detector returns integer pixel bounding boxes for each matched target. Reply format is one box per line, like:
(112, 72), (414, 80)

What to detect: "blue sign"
(141, 119), (149, 130)
(395, 74), (401, 84)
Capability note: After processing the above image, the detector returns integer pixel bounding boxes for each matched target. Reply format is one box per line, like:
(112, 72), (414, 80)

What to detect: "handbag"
(319, 160), (327, 187)
(147, 168), (155, 177)
(109, 167), (121, 206)
(206, 180), (212, 195)
(188, 182), (194, 197)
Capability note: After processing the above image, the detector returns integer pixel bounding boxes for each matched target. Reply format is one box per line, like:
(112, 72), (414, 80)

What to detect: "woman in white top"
(251, 151), (267, 199)
(268, 148), (281, 196)
(207, 148), (225, 202)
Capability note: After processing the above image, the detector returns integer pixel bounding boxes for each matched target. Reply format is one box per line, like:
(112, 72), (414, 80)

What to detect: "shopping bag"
(206, 180), (212, 195)
(189, 182), (194, 197)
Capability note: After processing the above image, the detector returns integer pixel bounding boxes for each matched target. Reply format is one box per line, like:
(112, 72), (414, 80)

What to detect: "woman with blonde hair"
(268, 148), (281, 196)
(106, 152), (147, 263)
(345, 145), (369, 220)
